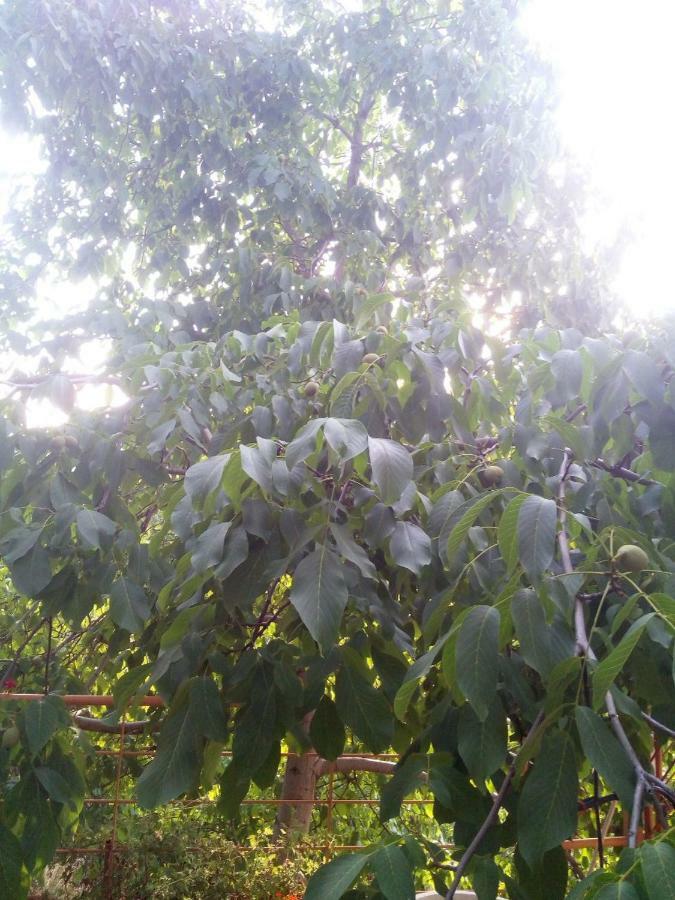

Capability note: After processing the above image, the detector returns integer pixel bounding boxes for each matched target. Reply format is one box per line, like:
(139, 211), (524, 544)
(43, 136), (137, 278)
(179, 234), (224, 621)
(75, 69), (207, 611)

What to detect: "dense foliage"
(0, 1), (673, 898)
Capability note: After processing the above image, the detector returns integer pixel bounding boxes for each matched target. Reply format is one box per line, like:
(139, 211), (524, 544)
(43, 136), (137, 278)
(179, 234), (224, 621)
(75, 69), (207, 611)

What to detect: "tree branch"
(315, 756), (398, 778)
(642, 712), (675, 740)
(557, 448), (670, 847)
(591, 459), (658, 487)
(72, 711), (156, 734)
(445, 710), (545, 899)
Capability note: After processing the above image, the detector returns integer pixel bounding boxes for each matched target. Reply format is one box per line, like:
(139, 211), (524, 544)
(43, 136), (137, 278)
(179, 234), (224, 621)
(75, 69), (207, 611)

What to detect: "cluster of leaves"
(0, 1), (673, 898)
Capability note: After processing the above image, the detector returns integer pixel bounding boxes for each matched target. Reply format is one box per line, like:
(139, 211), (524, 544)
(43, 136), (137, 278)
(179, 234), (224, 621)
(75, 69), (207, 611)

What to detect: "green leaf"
(393, 634), (451, 720)
(240, 440), (274, 493)
(371, 843), (414, 900)
(551, 349), (582, 400)
(472, 856), (502, 900)
(324, 417), (368, 462)
(285, 418), (325, 469)
(389, 521), (431, 575)
(515, 845), (568, 900)
(639, 840), (675, 900)
(517, 496), (556, 582)
(184, 454), (230, 501)
(354, 291), (395, 329)
(498, 495), (525, 573)
(458, 699), (507, 783)
(290, 545), (348, 653)
(650, 406), (675, 470)
(446, 490), (509, 566)
(34, 766), (77, 808)
(594, 883), (641, 900)
(649, 593), (675, 627)
(455, 605), (500, 720)
(330, 524), (377, 580)
(0, 824), (27, 900)
(217, 758), (250, 820)
(517, 730), (578, 866)
(8, 544), (52, 596)
(76, 508), (117, 549)
(137, 699), (202, 807)
(511, 589), (563, 679)
(622, 350), (664, 405)
(380, 755), (426, 821)
(24, 695), (69, 756)
(232, 668), (278, 773)
(109, 578), (151, 632)
(191, 521), (232, 571)
(368, 437), (413, 505)
(309, 695), (345, 761)
(190, 676), (228, 742)
(304, 851), (372, 900)
(0, 525), (42, 563)
(592, 615), (653, 708)
(335, 651), (393, 752)
(575, 707), (635, 808)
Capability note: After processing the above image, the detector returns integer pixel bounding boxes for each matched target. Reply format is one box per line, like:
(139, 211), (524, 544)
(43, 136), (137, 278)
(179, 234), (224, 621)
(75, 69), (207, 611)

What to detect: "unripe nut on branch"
(304, 380), (320, 398)
(479, 464), (504, 486)
(362, 353), (379, 365)
(613, 544), (649, 574)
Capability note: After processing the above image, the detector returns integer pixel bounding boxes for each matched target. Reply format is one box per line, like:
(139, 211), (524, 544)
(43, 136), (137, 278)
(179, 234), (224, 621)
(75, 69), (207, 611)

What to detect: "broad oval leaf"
(309, 695), (345, 761)
(575, 707), (635, 808)
(323, 417), (368, 462)
(371, 843), (415, 900)
(23, 695), (69, 756)
(517, 495), (556, 582)
(455, 605), (500, 721)
(517, 729), (578, 866)
(304, 851), (372, 900)
(368, 437), (413, 506)
(592, 614), (654, 708)
(136, 700), (203, 808)
(389, 521), (431, 575)
(639, 841), (675, 900)
(290, 546), (348, 654)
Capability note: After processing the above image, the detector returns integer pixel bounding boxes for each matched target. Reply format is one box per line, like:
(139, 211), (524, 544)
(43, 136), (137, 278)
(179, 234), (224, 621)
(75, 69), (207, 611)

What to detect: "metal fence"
(1, 693), (667, 899)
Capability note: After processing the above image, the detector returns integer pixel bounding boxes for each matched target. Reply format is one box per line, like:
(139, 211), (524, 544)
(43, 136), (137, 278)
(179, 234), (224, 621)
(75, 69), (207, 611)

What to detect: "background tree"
(0, 1), (673, 898)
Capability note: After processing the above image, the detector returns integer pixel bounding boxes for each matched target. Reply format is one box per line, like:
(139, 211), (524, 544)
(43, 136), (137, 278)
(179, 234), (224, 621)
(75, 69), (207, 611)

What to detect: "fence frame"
(1, 692), (664, 898)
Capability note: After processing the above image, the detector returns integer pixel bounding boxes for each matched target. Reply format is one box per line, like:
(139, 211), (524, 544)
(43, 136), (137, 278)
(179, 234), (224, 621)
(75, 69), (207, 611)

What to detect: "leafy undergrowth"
(33, 817), (317, 899)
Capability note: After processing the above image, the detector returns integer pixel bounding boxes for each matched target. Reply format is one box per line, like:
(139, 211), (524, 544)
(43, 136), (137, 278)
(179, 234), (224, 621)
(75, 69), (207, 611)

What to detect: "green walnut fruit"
(362, 353), (379, 365)
(613, 544), (649, 574)
(1, 725), (20, 749)
(304, 380), (320, 398)
(480, 464), (504, 486)
(375, 325), (389, 335)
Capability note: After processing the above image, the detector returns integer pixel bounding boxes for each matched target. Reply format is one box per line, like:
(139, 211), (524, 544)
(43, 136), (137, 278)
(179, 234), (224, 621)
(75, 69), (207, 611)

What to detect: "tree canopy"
(0, 1), (673, 898)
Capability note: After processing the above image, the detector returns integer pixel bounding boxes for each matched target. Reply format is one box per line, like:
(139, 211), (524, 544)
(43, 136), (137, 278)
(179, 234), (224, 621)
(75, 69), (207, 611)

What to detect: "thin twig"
(591, 459), (658, 487)
(643, 713), (675, 739)
(44, 617), (53, 695)
(444, 710), (545, 899)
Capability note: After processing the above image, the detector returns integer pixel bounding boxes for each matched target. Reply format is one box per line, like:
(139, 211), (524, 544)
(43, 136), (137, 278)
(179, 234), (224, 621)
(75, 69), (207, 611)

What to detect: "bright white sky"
(522, 0), (675, 318)
(1, 0), (674, 322)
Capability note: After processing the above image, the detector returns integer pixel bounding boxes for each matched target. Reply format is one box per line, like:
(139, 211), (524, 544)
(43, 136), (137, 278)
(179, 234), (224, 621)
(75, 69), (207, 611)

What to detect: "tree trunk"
(274, 746), (398, 838)
(274, 750), (319, 837)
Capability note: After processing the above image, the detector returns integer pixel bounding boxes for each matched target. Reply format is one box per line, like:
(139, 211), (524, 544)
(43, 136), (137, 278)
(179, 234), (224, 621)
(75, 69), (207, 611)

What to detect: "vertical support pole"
(103, 719), (125, 899)
(325, 764), (335, 861)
